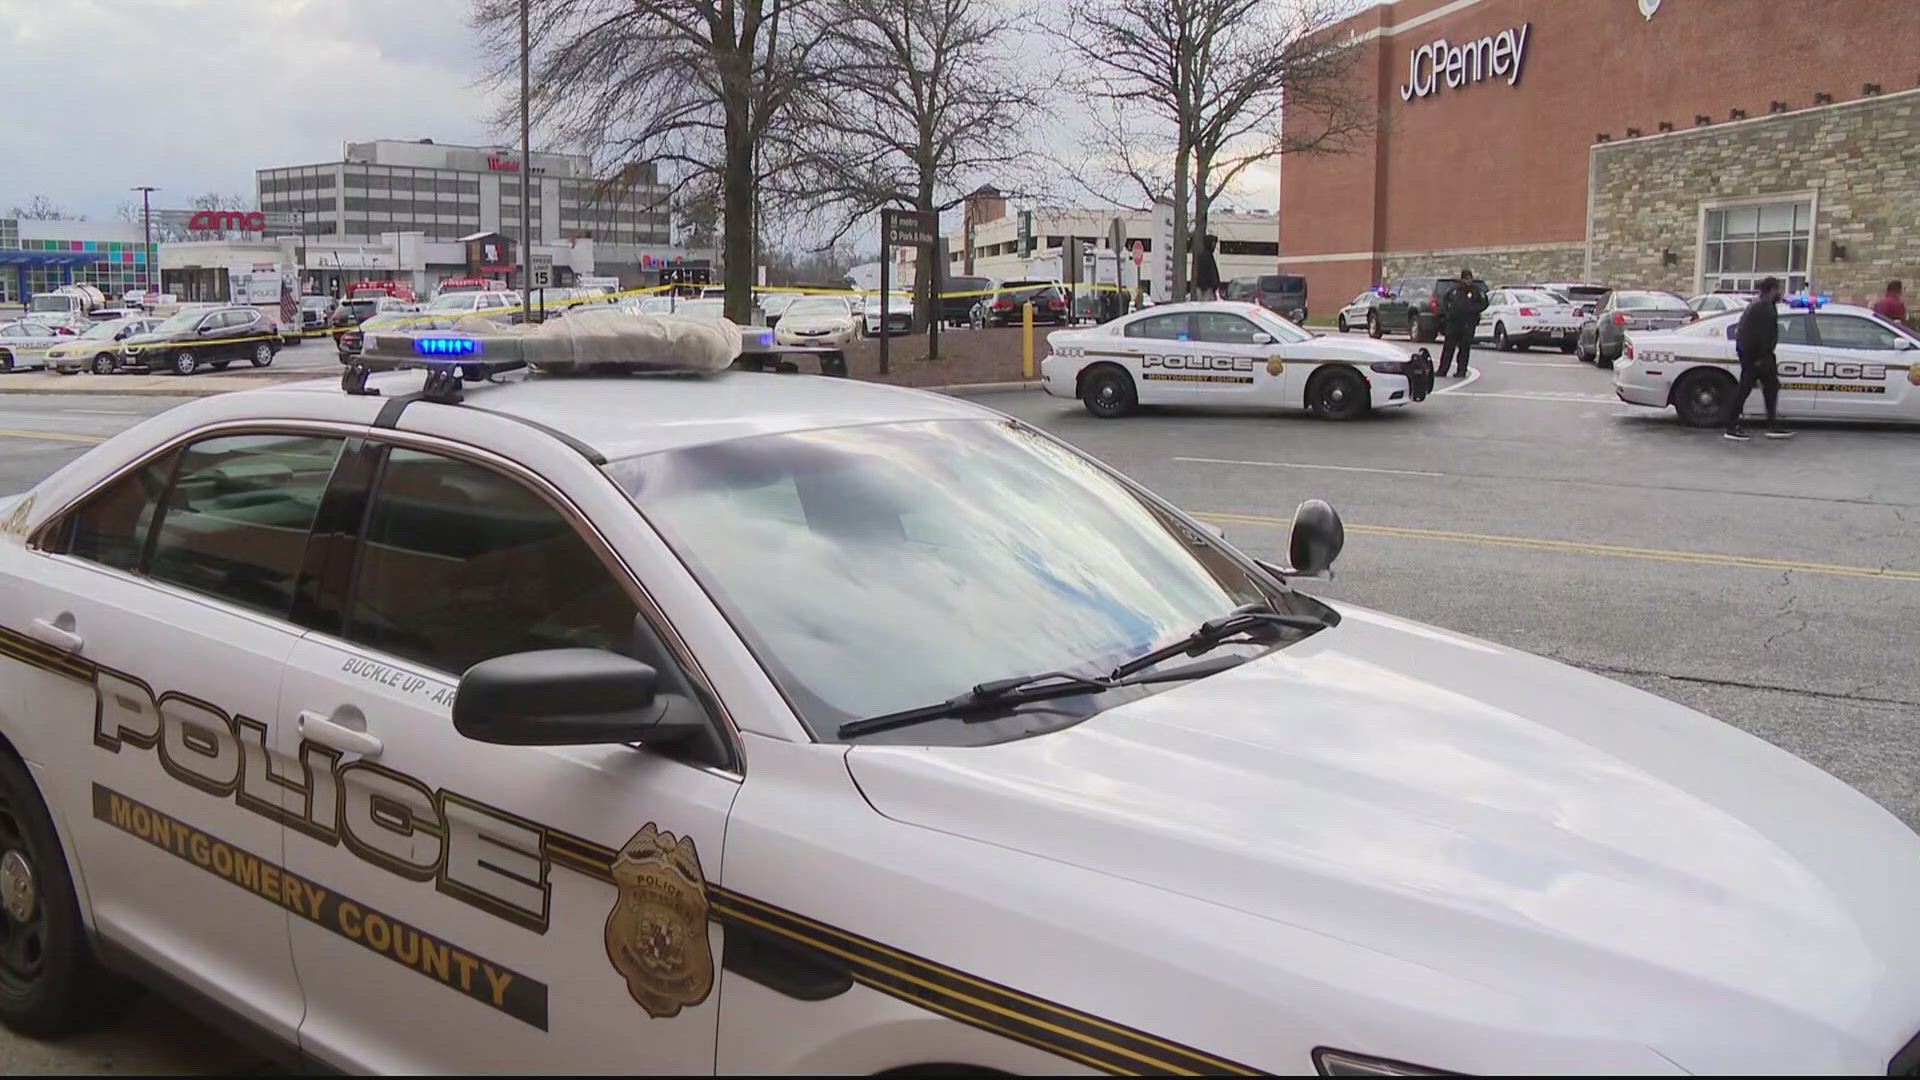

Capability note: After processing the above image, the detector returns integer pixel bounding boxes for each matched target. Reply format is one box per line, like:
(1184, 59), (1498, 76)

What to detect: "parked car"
(45, 315), (164, 374)
(1368, 275), (1458, 342)
(972, 281), (1071, 328)
(860, 293), (914, 337)
(939, 275), (993, 327)
(1576, 289), (1695, 367)
(1335, 289), (1390, 334)
(0, 320), (69, 371)
(1474, 287), (1585, 352)
(117, 305), (282, 376)
(426, 290), (523, 319)
(1522, 281), (1610, 319)
(773, 296), (862, 347)
(1688, 292), (1754, 317)
(1223, 274), (1308, 323)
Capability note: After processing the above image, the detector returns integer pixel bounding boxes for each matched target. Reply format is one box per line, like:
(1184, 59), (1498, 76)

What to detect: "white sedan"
(1614, 301), (1920, 426)
(0, 320), (71, 372)
(772, 296), (860, 346)
(1043, 300), (1432, 419)
(1474, 287), (1584, 352)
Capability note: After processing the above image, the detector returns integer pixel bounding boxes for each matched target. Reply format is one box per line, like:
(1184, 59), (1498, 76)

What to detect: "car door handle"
(29, 616), (83, 653)
(298, 710), (382, 758)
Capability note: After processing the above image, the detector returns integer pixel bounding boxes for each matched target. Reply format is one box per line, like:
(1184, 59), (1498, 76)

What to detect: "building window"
(1703, 200), (1810, 293)
(1218, 239), (1278, 257)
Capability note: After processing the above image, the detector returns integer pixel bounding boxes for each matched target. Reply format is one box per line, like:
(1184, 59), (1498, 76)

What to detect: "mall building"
(0, 217), (151, 305)
(1278, 0), (1920, 307)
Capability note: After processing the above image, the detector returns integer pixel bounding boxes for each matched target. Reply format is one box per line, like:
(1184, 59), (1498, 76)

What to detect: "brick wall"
(1589, 90), (1920, 302)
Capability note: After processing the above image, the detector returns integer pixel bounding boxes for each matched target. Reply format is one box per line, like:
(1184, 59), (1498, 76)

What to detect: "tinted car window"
(1812, 314), (1900, 351)
(344, 448), (640, 675)
(1779, 314), (1810, 345)
(1124, 313), (1190, 340)
(46, 450), (179, 571)
(145, 434), (344, 618)
(1258, 275), (1305, 292)
(1193, 312), (1268, 344)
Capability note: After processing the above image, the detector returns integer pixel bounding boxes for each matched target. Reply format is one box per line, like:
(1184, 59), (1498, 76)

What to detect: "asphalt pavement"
(0, 338), (1914, 1071)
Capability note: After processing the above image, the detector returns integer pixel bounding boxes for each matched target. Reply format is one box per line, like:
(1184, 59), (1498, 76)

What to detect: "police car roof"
(265, 369), (997, 462)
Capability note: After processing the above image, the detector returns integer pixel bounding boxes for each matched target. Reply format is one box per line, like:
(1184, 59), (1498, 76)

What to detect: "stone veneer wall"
(1381, 244), (1588, 288)
(1589, 89), (1920, 303)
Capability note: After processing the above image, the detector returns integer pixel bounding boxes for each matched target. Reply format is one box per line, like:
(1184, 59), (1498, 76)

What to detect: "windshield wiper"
(836, 656), (1246, 740)
(1106, 603), (1329, 682)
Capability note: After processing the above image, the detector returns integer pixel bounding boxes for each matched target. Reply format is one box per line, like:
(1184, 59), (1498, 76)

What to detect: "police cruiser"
(0, 316), (1917, 1076)
(1613, 299), (1920, 427)
(1042, 301), (1432, 419)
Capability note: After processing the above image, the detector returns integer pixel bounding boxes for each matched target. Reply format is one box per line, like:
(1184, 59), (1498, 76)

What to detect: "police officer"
(1434, 268), (1486, 378)
(1726, 276), (1793, 441)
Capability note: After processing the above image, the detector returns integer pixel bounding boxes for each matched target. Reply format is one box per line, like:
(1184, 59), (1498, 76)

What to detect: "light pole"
(519, 0), (532, 323)
(131, 185), (157, 299)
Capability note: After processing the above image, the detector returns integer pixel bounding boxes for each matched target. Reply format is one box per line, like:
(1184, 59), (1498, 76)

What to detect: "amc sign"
(189, 210), (267, 233)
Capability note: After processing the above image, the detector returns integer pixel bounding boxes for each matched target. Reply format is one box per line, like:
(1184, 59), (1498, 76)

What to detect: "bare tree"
(1061, 0), (1364, 298)
(9, 195), (76, 220)
(778, 0), (1041, 327)
(473, 0), (829, 321)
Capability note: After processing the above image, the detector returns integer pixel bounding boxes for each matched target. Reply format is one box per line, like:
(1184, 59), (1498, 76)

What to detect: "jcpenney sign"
(1400, 23), (1530, 101)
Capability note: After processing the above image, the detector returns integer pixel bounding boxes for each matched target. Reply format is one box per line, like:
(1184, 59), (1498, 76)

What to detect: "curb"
(925, 380), (1042, 397)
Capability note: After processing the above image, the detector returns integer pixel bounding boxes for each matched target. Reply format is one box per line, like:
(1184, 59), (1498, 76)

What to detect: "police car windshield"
(1510, 290), (1558, 305)
(1245, 307), (1313, 343)
(607, 419), (1294, 744)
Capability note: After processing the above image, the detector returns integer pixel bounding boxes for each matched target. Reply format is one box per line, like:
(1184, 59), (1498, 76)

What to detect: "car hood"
(1290, 336), (1418, 365)
(120, 331), (179, 347)
(846, 602), (1920, 1070)
(780, 316), (855, 332)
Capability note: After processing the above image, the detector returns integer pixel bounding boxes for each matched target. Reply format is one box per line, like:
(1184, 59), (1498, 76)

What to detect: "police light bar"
(414, 336), (482, 357)
(1784, 292), (1832, 310)
(1371, 285), (1392, 297)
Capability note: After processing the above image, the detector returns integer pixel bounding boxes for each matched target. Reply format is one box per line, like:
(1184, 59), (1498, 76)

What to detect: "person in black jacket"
(1192, 235), (1222, 300)
(1434, 268), (1487, 377)
(1726, 276), (1793, 441)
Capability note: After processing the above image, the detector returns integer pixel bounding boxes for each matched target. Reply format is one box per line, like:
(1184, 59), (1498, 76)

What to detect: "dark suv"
(118, 305), (281, 376)
(1370, 276), (1458, 342)
(972, 281), (1071, 327)
(940, 275), (993, 327)
(1224, 274), (1308, 323)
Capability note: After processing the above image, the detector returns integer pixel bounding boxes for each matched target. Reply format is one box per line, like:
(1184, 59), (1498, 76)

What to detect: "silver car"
(1688, 292), (1754, 317)
(45, 315), (164, 374)
(1577, 290), (1695, 367)
(0, 320), (71, 372)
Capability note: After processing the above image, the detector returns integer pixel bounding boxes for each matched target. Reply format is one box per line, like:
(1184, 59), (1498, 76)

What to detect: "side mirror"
(1893, 337), (1916, 351)
(1249, 331), (1274, 345)
(454, 648), (674, 746)
(1286, 499), (1344, 577)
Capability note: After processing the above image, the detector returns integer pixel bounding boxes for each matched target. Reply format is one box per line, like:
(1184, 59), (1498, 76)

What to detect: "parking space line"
(1447, 391), (1620, 403)
(1496, 360), (1588, 367)
(1193, 511), (1920, 582)
(1428, 367), (1483, 394)
(1174, 456), (1443, 478)
(0, 429), (107, 445)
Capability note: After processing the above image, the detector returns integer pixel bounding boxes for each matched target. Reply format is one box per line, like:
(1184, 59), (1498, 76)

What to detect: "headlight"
(1313, 1048), (1452, 1076)
(1369, 360), (1408, 374)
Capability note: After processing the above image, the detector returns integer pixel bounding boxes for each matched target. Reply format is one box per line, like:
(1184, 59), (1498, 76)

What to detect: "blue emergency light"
(1784, 292), (1831, 310)
(414, 337), (482, 357)
(758, 331), (774, 347)
(1371, 285), (1392, 297)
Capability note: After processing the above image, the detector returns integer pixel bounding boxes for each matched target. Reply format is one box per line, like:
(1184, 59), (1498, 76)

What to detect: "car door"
(1190, 310), (1284, 403)
(8, 429), (353, 1045)
(274, 436), (736, 1074)
(1806, 312), (1917, 419)
(1742, 312), (1821, 418)
(224, 310), (262, 364)
(1122, 311), (1200, 406)
(1477, 291), (1508, 341)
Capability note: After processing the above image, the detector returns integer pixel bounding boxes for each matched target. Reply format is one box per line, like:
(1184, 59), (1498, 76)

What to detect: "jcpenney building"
(1278, 0), (1920, 305)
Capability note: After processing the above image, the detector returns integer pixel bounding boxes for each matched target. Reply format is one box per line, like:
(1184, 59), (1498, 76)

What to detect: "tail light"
(1611, 313), (1628, 325)
(1518, 307), (1538, 316)
(1049, 296), (1067, 310)
(1625, 342), (1635, 360)
(992, 298), (1013, 310)
(1687, 312), (1700, 322)
(1428, 296), (1439, 312)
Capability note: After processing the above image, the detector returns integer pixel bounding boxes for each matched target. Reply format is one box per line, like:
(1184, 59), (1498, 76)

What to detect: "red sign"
(189, 210), (266, 233)
(486, 155), (520, 172)
(1130, 239), (1145, 267)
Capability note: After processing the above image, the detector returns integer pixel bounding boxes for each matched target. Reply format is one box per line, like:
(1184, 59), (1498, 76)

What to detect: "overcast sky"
(0, 0), (1283, 230)
(0, 0), (502, 221)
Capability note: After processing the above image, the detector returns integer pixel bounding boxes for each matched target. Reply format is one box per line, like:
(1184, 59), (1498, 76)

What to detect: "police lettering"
(91, 664), (552, 932)
(1142, 354), (1254, 372)
(1776, 359), (1886, 380)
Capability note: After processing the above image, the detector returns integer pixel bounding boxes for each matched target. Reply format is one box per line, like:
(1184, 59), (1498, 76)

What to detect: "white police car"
(0, 320), (1918, 1075)
(1473, 286), (1584, 352)
(1613, 299), (1920, 427)
(1042, 301), (1432, 419)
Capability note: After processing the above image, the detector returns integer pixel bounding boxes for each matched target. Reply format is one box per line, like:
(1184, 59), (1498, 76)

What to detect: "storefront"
(161, 231), (604, 301)
(0, 218), (152, 304)
(1277, 0), (1920, 306)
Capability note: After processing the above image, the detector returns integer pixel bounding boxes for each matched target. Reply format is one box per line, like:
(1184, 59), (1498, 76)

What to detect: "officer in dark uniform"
(1435, 268), (1487, 378)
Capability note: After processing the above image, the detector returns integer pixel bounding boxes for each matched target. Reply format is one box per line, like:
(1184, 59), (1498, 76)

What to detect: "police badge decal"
(604, 824), (715, 1018)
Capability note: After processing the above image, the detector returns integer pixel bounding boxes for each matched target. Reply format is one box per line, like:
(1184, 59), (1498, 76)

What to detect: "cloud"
(0, 0), (505, 219)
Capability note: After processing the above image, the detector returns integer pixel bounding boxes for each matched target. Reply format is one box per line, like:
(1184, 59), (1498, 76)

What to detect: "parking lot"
(0, 343), (1914, 1071)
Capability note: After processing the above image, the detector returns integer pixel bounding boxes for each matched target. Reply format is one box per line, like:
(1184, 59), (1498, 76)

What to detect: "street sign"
(1109, 217), (1127, 261)
(877, 209), (942, 376)
(882, 208), (939, 248)
(1130, 240), (1145, 267)
(531, 253), (554, 288)
(1017, 209), (1033, 258)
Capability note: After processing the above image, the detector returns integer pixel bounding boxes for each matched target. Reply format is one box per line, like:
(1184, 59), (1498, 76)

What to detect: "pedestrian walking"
(1192, 235), (1222, 301)
(1725, 276), (1793, 441)
(1871, 279), (1908, 329)
(1434, 268), (1486, 377)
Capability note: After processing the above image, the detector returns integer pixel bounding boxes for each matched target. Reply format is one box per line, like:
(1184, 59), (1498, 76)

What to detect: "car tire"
(1336, 314), (1349, 333)
(1560, 342), (1576, 355)
(171, 350), (198, 376)
(0, 747), (128, 1038)
(1366, 313), (1383, 339)
(1576, 335), (1596, 363)
(0, 352), (11, 373)
(1674, 368), (1738, 428)
(1080, 365), (1137, 419)
(1310, 367), (1369, 420)
(91, 354), (116, 376)
(1494, 324), (1511, 352)
(251, 343), (273, 368)
(1595, 344), (1614, 370)
(1411, 317), (1433, 344)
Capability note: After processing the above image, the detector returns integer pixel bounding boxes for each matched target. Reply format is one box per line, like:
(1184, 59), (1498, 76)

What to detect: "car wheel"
(1560, 342), (1576, 355)
(0, 748), (126, 1037)
(171, 350), (198, 376)
(1595, 341), (1614, 370)
(1336, 314), (1349, 333)
(1080, 365), (1137, 419)
(1576, 335), (1595, 363)
(251, 343), (273, 367)
(1674, 369), (1737, 428)
(1366, 313), (1383, 339)
(1410, 318), (1432, 343)
(1311, 367), (1369, 420)
(0, 352), (11, 373)
(91, 354), (116, 376)
(1494, 324), (1511, 352)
